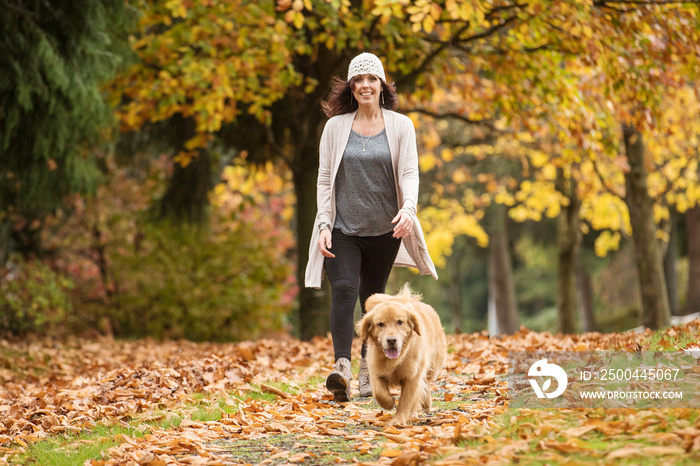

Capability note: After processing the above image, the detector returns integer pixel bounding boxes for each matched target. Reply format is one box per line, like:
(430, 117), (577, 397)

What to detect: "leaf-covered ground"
(1, 321), (700, 465)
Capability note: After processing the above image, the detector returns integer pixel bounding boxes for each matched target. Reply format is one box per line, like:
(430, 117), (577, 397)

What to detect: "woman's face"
(352, 74), (382, 108)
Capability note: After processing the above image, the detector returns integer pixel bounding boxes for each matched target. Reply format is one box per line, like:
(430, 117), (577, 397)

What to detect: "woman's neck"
(356, 105), (383, 122)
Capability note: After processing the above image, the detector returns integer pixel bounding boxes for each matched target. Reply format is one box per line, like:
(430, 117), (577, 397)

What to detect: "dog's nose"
(386, 337), (397, 347)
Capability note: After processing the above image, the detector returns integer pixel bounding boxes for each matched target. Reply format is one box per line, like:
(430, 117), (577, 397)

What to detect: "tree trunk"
(287, 82), (334, 340)
(293, 156), (332, 341)
(447, 257), (463, 334)
(664, 213), (679, 316)
(487, 204), (519, 335)
(686, 206), (700, 314)
(555, 168), (581, 334)
(160, 150), (212, 224)
(622, 123), (670, 329)
(0, 220), (10, 265)
(160, 117), (212, 224)
(577, 265), (596, 332)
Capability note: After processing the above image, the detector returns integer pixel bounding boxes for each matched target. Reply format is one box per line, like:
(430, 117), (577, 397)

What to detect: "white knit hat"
(347, 52), (386, 82)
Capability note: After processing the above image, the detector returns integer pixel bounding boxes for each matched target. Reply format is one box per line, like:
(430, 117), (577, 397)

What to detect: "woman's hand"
(392, 211), (413, 239)
(318, 229), (335, 258)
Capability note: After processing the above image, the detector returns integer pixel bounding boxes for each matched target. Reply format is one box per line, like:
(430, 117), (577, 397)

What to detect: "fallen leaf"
(606, 446), (642, 460)
(260, 384), (290, 399)
(390, 450), (427, 465)
(381, 448), (403, 458)
(640, 446), (686, 456)
(563, 425), (598, 438)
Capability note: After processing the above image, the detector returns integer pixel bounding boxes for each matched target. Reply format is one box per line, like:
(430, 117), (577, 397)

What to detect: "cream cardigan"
(304, 108), (438, 289)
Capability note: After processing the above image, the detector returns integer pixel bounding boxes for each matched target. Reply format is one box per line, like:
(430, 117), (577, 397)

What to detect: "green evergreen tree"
(0, 0), (134, 258)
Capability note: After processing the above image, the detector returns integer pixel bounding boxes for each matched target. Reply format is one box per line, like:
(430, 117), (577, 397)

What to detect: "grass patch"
(10, 383), (306, 464)
(8, 387), (266, 465)
(644, 330), (698, 351)
(470, 408), (700, 465)
(148, 384), (298, 427)
(306, 375), (325, 389)
(215, 433), (383, 465)
(9, 424), (146, 466)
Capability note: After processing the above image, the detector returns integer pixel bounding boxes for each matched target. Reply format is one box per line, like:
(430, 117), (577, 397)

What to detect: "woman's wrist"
(398, 208), (414, 221)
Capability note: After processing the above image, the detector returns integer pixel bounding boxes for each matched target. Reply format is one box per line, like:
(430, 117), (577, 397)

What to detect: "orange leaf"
(381, 448), (403, 458)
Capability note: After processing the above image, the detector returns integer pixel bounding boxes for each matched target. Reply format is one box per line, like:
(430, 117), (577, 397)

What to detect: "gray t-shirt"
(334, 128), (398, 236)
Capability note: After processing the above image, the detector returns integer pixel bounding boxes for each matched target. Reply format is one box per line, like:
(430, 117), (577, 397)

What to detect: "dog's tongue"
(385, 348), (400, 360)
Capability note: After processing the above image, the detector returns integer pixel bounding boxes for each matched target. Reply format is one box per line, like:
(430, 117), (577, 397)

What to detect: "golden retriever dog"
(356, 284), (447, 426)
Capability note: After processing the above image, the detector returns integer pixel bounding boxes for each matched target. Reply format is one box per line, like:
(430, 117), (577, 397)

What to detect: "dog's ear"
(356, 316), (372, 344)
(408, 310), (421, 336)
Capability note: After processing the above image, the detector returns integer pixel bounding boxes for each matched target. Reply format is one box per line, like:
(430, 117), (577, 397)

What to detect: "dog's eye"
(377, 322), (384, 327)
(397, 320), (403, 326)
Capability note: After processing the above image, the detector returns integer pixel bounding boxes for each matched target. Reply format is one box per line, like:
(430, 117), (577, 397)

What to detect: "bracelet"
(318, 222), (331, 232)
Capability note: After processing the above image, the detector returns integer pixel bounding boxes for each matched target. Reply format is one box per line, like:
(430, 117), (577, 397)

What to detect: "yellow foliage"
(184, 133), (212, 151)
(508, 205), (529, 223)
(528, 150), (549, 168)
(451, 168), (469, 184)
(212, 161), (295, 225)
(581, 192), (630, 234)
(441, 148), (454, 162)
(653, 204), (670, 224)
(421, 201), (489, 269)
(494, 191), (514, 206)
(173, 150), (195, 168)
(419, 152), (438, 172)
(541, 164), (558, 181)
(422, 127), (442, 151)
(509, 179), (565, 222)
(594, 231), (621, 257)
(165, 0), (187, 19)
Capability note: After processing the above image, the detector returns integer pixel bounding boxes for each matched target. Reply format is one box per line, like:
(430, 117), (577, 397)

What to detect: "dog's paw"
(375, 394), (395, 411)
(421, 393), (432, 413)
(388, 415), (410, 427)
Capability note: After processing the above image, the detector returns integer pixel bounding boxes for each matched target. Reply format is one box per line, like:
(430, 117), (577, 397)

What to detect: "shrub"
(104, 219), (294, 341)
(0, 254), (74, 335)
(42, 155), (296, 341)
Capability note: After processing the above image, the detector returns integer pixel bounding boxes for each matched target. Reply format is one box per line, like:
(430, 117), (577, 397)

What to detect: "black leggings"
(324, 229), (402, 362)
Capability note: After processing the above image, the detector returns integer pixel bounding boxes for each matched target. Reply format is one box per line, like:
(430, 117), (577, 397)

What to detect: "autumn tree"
(110, 0), (501, 339)
(111, 0), (699, 338)
(410, 1), (699, 331)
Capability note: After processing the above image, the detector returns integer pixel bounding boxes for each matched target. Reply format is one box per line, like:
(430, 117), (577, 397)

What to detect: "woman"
(305, 52), (438, 402)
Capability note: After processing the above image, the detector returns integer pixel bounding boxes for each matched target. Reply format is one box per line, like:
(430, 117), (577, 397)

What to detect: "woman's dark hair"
(321, 76), (398, 118)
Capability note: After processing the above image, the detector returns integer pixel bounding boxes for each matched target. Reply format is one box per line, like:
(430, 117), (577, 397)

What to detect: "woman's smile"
(353, 74), (381, 104)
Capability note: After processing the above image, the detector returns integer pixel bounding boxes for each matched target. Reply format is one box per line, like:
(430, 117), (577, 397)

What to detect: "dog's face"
(358, 294), (421, 360)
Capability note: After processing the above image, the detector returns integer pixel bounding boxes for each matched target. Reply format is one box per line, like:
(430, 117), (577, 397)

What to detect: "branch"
(395, 23), (472, 88)
(406, 107), (495, 128)
(2, 0), (37, 23)
(650, 156), (696, 202)
(452, 15), (518, 47)
(266, 126), (294, 172)
(397, 14), (519, 90)
(592, 158), (626, 198)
